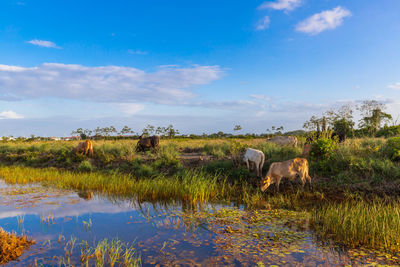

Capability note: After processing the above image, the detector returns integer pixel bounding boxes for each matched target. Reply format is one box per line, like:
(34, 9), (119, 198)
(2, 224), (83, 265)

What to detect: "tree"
(233, 125), (242, 132)
(109, 126), (117, 136)
(71, 128), (87, 139)
(156, 126), (166, 136)
(361, 109), (392, 133)
(83, 129), (92, 138)
(94, 127), (102, 137)
(165, 124), (179, 138)
(358, 100), (392, 135)
(142, 124), (155, 136)
(303, 116), (322, 132)
(304, 104), (355, 138)
(330, 104), (355, 138)
(120, 126), (132, 136)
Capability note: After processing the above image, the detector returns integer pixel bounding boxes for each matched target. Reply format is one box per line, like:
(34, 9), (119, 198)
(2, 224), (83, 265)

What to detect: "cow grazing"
(243, 148), (265, 177)
(267, 136), (298, 147)
(73, 140), (93, 156)
(136, 135), (160, 152)
(261, 158), (311, 192)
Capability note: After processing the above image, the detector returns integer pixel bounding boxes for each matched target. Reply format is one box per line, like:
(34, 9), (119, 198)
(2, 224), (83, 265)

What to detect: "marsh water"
(0, 180), (398, 266)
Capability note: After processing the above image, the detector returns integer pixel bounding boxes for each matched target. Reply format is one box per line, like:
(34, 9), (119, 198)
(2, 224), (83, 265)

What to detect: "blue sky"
(1, 0), (400, 136)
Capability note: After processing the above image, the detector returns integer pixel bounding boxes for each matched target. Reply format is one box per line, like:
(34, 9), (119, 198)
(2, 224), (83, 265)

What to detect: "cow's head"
(260, 176), (272, 192)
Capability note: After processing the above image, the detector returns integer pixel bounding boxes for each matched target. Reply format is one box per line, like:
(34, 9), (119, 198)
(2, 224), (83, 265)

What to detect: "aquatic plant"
(311, 199), (400, 253)
(0, 227), (35, 264)
(59, 237), (141, 267)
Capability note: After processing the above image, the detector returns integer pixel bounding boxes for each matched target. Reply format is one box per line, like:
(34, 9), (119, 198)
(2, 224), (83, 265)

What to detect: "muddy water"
(0, 180), (398, 266)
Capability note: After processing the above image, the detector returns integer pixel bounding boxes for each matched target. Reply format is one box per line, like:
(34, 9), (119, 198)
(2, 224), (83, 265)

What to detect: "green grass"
(311, 199), (400, 253)
(0, 165), (258, 204)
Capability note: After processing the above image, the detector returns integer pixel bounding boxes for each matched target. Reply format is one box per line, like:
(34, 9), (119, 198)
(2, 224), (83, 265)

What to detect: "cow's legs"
(255, 164), (260, 178)
(276, 176), (282, 192)
(245, 159), (250, 171)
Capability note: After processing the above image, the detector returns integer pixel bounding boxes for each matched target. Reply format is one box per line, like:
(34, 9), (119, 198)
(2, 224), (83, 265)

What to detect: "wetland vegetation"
(2, 101), (400, 265)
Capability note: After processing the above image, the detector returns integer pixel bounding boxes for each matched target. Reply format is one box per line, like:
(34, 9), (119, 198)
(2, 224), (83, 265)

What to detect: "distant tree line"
(303, 100), (399, 138)
(70, 124), (181, 140)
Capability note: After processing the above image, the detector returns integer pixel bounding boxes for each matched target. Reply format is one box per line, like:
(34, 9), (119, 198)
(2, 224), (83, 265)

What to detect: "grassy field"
(1, 137), (400, 253)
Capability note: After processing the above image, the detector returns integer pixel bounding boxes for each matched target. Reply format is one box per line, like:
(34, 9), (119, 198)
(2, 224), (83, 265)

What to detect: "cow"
(73, 140), (93, 156)
(136, 135), (160, 152)
(260, 158), (311, 192)
(243, 148), (265, 177)
(267, 136), (298, 147)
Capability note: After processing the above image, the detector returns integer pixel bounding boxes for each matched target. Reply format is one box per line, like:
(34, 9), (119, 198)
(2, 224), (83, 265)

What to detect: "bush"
(77, 160), (94, 172)
(376, 125), (400, 138)
(310, 138), (337, 161)
(384, 137), (400, 160)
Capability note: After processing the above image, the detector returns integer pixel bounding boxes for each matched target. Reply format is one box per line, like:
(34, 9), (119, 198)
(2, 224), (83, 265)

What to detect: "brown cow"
(136, 135), (160, 152)
(261, 158), (311, 192)
(73, 140), (93, 156)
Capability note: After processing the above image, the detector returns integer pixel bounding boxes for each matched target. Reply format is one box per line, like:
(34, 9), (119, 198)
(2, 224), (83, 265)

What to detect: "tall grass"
(0, 166), (253, 204)
(311, 199), (400, 252)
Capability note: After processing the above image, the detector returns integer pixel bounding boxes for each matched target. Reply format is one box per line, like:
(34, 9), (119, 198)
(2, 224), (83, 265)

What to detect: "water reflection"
(0, 180), (398, 266)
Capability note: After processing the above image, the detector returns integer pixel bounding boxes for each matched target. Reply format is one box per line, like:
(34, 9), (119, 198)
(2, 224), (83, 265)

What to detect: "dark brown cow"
(136, 135), (160, 152)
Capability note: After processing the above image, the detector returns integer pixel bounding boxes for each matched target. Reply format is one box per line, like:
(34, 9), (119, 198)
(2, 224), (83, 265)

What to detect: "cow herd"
(73, 135), (311, 192)
(73, 135), (160, 156)
(244, 136), (312, 192)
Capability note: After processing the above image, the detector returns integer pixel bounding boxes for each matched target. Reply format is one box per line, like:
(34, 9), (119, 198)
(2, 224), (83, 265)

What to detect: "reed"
(0, 166), (255, 204)
(310, 199), (400, 252)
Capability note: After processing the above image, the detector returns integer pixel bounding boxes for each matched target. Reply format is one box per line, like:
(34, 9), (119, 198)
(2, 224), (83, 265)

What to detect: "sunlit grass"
(0, 166), (259, 204)
(311, 199), (400, 253)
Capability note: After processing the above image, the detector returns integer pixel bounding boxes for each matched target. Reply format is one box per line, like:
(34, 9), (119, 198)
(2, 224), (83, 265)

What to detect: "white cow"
(267, 136), (298, 147)
(243, 148), (265, 177)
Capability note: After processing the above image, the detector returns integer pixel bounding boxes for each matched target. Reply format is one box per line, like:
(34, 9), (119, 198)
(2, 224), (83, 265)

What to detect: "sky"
(0, 0), (400, 136)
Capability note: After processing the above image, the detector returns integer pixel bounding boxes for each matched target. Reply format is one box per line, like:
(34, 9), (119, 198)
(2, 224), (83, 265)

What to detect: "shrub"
(376, 125), (400, 138)
(310, 138), (337, 161)
(384, 137), (400, 160)
(135, 164), (157, 178)
(78, 160), (94, 172)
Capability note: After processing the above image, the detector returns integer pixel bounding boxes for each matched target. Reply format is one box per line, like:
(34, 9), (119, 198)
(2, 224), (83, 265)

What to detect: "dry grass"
(0, 227), (35, 264)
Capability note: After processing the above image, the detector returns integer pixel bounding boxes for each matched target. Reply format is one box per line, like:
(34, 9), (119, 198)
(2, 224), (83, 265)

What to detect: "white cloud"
(117, 103), (145, 116)
(193, 100), (263, 110)
(0, 63), (223, 104)
(0, 111), (24, 119)
(250, 94), (271, 102)
(296, 6), (352, 35)
(259, 0), (302, 11)
(388, 82), (400, 90)
(256, 16), (271, 31)
(128, 49), (148, 55)
(26, 39), (61, 49)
